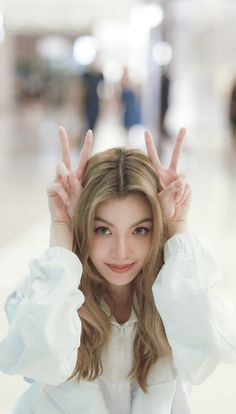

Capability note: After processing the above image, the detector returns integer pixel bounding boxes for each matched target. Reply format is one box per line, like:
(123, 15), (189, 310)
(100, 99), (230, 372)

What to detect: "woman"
(0, 127), (235, 413)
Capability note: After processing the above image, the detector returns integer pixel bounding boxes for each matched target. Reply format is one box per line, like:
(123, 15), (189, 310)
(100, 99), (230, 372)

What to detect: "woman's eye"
(95, 226), (110, 235)
(134, 227), (150, 236)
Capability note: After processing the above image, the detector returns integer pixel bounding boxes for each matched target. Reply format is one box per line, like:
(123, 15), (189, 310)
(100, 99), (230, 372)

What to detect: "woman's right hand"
(47, 127), (93, 225)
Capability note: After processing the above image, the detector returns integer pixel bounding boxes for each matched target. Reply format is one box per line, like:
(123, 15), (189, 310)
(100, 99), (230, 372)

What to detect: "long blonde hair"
(69, 147), (172, 392)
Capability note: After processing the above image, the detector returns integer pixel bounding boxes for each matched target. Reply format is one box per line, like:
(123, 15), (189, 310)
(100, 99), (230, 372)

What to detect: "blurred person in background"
(81, 59), (104, 133)
(229, 77), (236, 151)
(120, 67), (142, 135)
(159, 67), (170, 139)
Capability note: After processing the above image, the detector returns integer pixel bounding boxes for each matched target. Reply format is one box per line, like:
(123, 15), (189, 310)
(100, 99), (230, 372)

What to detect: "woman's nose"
(111, 236), (131, 260)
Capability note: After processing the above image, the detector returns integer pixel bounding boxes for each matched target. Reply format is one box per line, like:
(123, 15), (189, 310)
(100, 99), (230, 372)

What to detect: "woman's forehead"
(95, 193), (152, 217)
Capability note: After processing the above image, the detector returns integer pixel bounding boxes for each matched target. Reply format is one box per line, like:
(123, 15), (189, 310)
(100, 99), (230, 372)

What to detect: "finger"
(144, 130), (162, 174)
(54, 162), (70, 186)
(158, 178), (183, 199)
(176, 183), (192, 205)
(59, 126), (72, 172)
(47, 182), (69, 205)
(174, 175), (186, 203)
(169, 127), (187, 171)
(75, 129), (93, 180)
(68, 171), (82, 197)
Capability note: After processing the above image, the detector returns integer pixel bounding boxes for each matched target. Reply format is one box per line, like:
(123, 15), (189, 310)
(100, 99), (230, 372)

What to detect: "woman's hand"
(47, 127), (93, 225)
(145, 127), (192, 227)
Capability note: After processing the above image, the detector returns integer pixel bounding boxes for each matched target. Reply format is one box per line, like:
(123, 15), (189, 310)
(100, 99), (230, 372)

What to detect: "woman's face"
(89, 193), (153, 288)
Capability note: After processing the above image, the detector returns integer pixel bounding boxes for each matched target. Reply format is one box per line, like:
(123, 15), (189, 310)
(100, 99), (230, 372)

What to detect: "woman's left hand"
(145, 127), (192, 222)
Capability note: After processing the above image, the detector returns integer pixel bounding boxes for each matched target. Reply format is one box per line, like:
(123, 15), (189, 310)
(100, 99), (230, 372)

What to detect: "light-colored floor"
(0, 104), (236, 413)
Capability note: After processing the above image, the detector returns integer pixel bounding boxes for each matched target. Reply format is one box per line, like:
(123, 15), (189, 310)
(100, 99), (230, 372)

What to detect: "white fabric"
(0, 234), (235, 414)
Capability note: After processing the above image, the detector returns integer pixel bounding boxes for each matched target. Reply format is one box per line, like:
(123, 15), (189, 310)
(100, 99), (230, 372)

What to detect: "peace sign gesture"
(145, 127), (192, 222)
(47, 127), (93, 224)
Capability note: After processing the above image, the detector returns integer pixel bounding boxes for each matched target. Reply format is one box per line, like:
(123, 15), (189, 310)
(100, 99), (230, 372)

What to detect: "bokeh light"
(73, 35), (97, 66)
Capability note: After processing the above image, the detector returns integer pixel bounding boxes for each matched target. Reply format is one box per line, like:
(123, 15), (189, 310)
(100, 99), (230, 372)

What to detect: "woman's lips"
(107, 263), (134, 273)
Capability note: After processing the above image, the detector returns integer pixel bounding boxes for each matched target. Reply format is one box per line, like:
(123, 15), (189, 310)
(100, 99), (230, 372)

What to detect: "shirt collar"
(100, 300), (138, 325)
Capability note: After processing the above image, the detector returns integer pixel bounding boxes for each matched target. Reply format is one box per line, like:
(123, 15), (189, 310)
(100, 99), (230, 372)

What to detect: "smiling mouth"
(107, 263), (134, 273)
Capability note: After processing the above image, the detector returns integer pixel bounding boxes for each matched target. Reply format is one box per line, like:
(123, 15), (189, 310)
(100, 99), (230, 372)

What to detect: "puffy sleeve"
(0, 247), (84, 386)
(152, 234), (236, 385)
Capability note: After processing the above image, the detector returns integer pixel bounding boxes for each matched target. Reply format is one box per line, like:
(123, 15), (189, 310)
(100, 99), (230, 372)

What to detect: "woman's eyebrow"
(94, 217), (153, 227)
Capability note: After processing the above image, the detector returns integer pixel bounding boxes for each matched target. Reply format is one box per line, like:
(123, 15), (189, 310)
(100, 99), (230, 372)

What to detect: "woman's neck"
(105, 283), (133, 324)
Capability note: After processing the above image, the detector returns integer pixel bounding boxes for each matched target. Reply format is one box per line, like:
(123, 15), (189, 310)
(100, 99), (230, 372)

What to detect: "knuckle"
(179, 173), (186, 181)
(52, 182), (62, 192)
(56, 162), (69, 175)
(47, 182), (57, 191)
(56, 161), (64, 170)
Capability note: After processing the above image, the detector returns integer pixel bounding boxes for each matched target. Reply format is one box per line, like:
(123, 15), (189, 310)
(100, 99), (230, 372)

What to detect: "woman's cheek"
(90, 238), (107, 257)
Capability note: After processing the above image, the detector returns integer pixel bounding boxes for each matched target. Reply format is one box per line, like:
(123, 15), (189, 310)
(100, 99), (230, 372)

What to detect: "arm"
(145, 129), (236, 382)
(152, 234), (236, 384)
(49, 221), (74, 250)
(0, 127), (93, 385)
(166, 220), (189, 239)
(0, 247), (84, 385)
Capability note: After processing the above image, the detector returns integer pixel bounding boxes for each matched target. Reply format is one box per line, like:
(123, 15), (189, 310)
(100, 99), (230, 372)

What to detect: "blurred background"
(0, 0), (236, 412)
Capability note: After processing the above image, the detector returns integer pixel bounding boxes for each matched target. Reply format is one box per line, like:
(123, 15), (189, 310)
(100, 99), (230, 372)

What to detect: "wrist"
(165, 220), (189, 239)
(49, 221), (73, 250)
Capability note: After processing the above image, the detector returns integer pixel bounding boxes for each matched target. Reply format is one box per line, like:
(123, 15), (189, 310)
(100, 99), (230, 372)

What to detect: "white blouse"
(0, 234), (235, 414)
